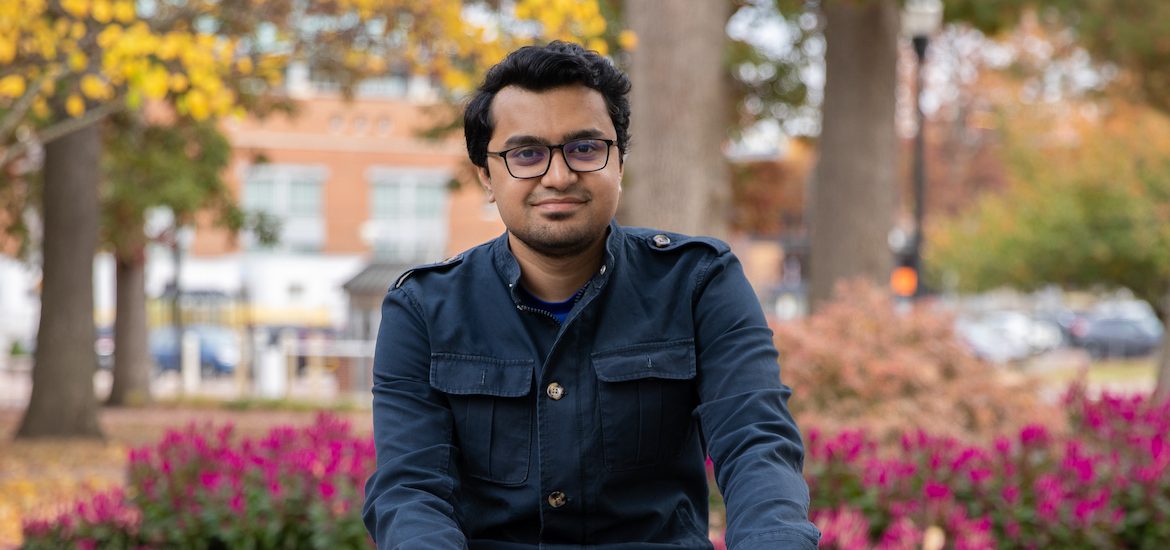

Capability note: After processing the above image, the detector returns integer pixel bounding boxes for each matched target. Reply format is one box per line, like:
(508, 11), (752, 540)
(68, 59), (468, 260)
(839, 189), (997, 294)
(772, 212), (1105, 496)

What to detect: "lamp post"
(902, 0), (942, 299)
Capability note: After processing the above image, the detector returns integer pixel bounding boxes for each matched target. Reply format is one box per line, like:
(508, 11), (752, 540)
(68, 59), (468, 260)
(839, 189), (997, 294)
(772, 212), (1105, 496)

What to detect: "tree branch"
(38, 101), (124, 145)
(0, 72), (55, 141)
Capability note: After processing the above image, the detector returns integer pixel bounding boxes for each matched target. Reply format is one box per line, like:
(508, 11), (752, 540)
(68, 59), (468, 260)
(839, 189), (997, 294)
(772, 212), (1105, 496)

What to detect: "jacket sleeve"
(691, 251), (820, 550)
(362, 285), (468, 549)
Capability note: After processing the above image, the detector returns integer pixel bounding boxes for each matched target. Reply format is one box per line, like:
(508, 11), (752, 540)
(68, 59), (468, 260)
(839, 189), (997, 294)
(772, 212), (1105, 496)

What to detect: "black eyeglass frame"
(487, 138), (617, 179)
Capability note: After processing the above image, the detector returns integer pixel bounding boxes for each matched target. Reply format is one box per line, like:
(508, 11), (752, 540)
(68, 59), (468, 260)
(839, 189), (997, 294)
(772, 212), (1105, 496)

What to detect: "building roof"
(342, 261), (413, 296)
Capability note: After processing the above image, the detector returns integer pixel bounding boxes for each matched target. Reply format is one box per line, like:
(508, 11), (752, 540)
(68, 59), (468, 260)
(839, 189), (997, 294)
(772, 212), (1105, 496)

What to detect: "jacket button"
(546, 382), (565, 400)
(547, 491), (567, 508)
(652, 234), (671, 248)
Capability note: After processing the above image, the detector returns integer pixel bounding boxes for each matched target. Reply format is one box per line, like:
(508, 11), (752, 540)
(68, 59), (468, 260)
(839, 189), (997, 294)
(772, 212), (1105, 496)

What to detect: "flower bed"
(21, 413), (374, 549)
(21, 387), (1170, 548)
(808, 385), (1170, 548)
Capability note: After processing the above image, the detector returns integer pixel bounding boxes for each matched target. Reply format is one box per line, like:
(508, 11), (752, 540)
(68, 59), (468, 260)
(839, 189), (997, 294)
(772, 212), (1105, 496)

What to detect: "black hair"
(464, 41), (631, 170)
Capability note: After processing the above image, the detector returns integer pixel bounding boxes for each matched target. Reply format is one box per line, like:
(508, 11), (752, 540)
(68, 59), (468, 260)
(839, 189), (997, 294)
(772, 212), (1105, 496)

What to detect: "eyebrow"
(500, 128), (607, 148)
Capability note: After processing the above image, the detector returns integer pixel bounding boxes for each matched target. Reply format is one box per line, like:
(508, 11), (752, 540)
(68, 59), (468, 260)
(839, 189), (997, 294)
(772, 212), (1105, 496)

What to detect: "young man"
(363, 41), (819, 549)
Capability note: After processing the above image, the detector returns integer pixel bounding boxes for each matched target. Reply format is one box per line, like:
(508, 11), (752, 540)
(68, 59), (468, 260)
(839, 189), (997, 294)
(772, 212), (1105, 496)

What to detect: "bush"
(775, 280), (1055, 444)
(808, 385), (1170, 548)
(21, 414), (374, 549)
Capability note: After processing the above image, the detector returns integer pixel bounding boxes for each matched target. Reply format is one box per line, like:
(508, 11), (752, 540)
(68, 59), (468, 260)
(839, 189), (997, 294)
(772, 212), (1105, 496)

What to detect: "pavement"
(0, 357), (371, 412)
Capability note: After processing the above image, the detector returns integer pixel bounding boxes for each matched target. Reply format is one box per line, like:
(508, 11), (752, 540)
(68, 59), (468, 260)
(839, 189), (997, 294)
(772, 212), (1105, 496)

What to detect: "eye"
(507, 146), (548, 166)
(566, 140), (604, 159)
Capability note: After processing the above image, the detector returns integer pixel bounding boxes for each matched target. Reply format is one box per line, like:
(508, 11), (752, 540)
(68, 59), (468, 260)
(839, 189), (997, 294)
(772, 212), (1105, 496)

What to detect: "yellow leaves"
(92, 0), (113, 24)
(32, 97), (49, 118)
(70, 21), (86, 40)
(0, 40), (14, 64)
(169, 73), (189, 93)
(183, 89), (210, 120)
(80, 74), (112, 100)
(65, 94), (85, 116)
(60, 0), (88, 18)
(618, 30), (638, 51)
(96, 24), (122, 49)
(587, 38), (608, 56)
(236, 56), (253, 76)
(140, 66), (170, 99)
(156, 33), (183, 61)
(441, 70), (473, 93)
(0, 74), (25, 98)
(114, 1), (135, 23)
(68, 51), (88, 71)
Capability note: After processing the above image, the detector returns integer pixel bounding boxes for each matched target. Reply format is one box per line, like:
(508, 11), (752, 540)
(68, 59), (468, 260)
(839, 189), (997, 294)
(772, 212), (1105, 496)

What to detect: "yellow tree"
(0, 0), (611, 438)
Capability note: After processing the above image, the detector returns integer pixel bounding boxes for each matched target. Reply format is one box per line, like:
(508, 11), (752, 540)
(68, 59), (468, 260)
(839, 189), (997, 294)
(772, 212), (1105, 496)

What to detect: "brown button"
(547, 491), (567, 508)
(546, 382), (565, 400)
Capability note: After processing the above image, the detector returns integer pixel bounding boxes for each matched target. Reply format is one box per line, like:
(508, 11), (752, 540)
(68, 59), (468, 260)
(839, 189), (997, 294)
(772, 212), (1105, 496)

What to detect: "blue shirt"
(363, 222), (819, 549)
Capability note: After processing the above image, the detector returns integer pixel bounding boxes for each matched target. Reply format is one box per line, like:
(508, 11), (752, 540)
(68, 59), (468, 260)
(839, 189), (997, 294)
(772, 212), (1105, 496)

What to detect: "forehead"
(488, 85), (615, 143)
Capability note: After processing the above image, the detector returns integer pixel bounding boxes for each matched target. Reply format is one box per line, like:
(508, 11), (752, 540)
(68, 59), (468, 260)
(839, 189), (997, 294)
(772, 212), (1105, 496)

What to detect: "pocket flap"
(430, 354), (534, 397)
(592, 340), (696, 382)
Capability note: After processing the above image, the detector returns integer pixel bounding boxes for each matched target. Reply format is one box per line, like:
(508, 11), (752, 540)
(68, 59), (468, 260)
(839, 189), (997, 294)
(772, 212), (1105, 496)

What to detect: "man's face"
(477, 84), (622, 258)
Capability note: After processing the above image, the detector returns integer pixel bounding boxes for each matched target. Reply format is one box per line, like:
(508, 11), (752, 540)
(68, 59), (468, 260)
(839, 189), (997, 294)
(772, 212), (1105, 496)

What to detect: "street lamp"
(902, 0), (943, 299)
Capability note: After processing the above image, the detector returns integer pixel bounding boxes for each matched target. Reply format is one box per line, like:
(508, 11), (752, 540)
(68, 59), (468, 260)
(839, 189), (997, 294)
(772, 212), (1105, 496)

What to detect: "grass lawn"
(1035, 355), (1157, 393)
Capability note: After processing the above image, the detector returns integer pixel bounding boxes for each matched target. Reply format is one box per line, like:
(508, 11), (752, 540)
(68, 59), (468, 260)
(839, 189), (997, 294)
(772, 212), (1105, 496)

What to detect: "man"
(363, 41), (819, 549)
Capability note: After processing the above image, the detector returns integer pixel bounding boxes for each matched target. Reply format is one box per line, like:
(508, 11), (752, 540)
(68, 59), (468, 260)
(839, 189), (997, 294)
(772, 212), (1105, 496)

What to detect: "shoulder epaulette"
(642, 232), (730, 255)
(393, 254), (464, 289)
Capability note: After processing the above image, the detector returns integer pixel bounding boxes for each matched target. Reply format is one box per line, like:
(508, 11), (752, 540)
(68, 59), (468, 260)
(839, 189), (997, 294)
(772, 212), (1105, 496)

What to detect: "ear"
(477, 165), (495, 203)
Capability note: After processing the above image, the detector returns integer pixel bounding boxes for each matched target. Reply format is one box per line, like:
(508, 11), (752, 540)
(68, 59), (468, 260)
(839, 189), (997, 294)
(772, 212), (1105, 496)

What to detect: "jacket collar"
(491, 219), (621, 293)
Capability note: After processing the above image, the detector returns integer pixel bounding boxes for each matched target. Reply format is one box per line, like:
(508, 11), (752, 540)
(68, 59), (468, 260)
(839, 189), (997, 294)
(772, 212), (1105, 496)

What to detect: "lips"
(530, 195), (588, 213)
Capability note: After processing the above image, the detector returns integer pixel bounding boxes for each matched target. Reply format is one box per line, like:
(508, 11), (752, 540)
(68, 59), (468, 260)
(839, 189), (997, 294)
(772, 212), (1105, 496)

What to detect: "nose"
(540, 148), (576, 190)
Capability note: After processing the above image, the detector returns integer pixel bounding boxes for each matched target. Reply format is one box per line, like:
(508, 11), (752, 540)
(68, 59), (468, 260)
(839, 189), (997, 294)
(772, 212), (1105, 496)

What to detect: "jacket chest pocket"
(430, 354), (534, 486)
(592, 340), (698, 472)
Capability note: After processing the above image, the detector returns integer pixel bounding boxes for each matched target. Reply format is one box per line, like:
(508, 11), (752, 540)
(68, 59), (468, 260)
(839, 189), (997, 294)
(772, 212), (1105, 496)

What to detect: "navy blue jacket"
(363, 222), (819, 549)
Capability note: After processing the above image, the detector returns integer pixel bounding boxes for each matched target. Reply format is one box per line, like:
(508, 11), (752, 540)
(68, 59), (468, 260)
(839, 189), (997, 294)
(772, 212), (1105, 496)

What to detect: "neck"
(509, 232), (606, 302)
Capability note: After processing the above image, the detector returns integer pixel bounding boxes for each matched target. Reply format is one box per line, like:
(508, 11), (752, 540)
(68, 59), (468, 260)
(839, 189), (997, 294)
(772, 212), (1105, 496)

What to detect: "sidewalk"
(0, 359), (370, 412)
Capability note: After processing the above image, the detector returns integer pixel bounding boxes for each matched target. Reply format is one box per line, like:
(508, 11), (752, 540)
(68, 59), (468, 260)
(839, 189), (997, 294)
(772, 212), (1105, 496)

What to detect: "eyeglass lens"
(505, 139), (610, 178)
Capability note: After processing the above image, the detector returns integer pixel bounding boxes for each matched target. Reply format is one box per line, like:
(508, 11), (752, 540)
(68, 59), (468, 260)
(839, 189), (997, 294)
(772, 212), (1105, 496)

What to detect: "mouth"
(531, 197), (588, 213)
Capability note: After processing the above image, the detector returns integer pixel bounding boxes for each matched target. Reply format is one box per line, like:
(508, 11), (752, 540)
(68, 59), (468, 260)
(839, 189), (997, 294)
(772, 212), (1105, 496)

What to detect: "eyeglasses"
(487, 138), (616, 179)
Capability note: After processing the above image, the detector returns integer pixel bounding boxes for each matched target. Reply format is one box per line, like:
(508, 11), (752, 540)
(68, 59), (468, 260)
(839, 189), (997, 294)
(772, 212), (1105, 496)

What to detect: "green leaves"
(929, 101), (1170, 314)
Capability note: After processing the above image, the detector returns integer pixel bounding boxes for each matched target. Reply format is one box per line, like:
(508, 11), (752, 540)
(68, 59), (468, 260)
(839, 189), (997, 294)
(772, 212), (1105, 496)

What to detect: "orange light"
(891, 266), (918, 297)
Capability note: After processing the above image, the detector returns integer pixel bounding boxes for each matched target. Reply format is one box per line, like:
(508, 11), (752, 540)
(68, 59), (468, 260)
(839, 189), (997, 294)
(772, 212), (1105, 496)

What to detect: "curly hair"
(463, 41), (631, 170)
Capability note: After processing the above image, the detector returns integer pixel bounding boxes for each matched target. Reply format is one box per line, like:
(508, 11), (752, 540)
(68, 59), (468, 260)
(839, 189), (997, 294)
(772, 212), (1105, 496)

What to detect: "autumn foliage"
(775, 280), (1054, 443)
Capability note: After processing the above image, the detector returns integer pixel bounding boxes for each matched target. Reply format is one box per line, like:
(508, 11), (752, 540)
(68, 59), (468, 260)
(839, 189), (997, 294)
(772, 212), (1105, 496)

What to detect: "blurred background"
(3, 0), (1168, 424)
(3, 0), (1170, 546)
(4, 0), (1166, 418)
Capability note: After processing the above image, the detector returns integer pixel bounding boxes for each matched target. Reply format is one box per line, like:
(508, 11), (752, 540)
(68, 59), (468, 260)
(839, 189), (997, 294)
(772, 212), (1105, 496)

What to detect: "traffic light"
(890, 265), (918, 298)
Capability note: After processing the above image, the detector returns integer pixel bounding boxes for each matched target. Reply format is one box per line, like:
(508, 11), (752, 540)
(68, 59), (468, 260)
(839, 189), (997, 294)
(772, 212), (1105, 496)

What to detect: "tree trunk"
(807, 0), (900, 309)
(16, 125), (104, 439)
(106, 244), (153, 406)
(621, 0), (731, 239)
(1153, 280), (1170, 403)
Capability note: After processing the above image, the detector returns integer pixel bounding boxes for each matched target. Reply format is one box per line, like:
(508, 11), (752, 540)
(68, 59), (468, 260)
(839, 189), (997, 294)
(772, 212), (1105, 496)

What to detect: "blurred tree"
(929, 1), (1170, 400)
(803, 0), (902, 309)
(0, 0), (609, 438)
(930, 100), (1170, 396)
(622, 0), (732, 237)
(101, 115), (279, 406)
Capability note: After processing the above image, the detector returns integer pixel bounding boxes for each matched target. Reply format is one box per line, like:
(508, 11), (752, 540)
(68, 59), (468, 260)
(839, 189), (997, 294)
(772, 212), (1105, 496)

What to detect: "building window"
(242, 164), (328, 253)
(365, 168), (450, 263)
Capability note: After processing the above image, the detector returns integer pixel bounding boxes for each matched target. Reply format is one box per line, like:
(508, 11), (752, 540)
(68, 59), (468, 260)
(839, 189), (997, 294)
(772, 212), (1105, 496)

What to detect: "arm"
(362, 285), (468, 549)
(692, 252), (820, 550)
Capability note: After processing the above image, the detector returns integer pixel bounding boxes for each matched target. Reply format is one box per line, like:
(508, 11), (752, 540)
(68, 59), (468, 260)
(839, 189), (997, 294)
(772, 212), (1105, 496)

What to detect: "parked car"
(955, 310), (1063, 364)
(149, 325), (241, 376)
(1075, 316), (1163, 360)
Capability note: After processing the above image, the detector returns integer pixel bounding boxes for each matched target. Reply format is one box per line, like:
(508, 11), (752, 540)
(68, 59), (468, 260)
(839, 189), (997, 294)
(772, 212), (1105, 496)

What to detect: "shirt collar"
(491, 219), (622, 293)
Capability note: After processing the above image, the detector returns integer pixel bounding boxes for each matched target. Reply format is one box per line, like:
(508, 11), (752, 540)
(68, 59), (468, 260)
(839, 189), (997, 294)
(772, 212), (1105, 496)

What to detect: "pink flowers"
(805, 387), (1170, 547)
(22, 414), (376, 548)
